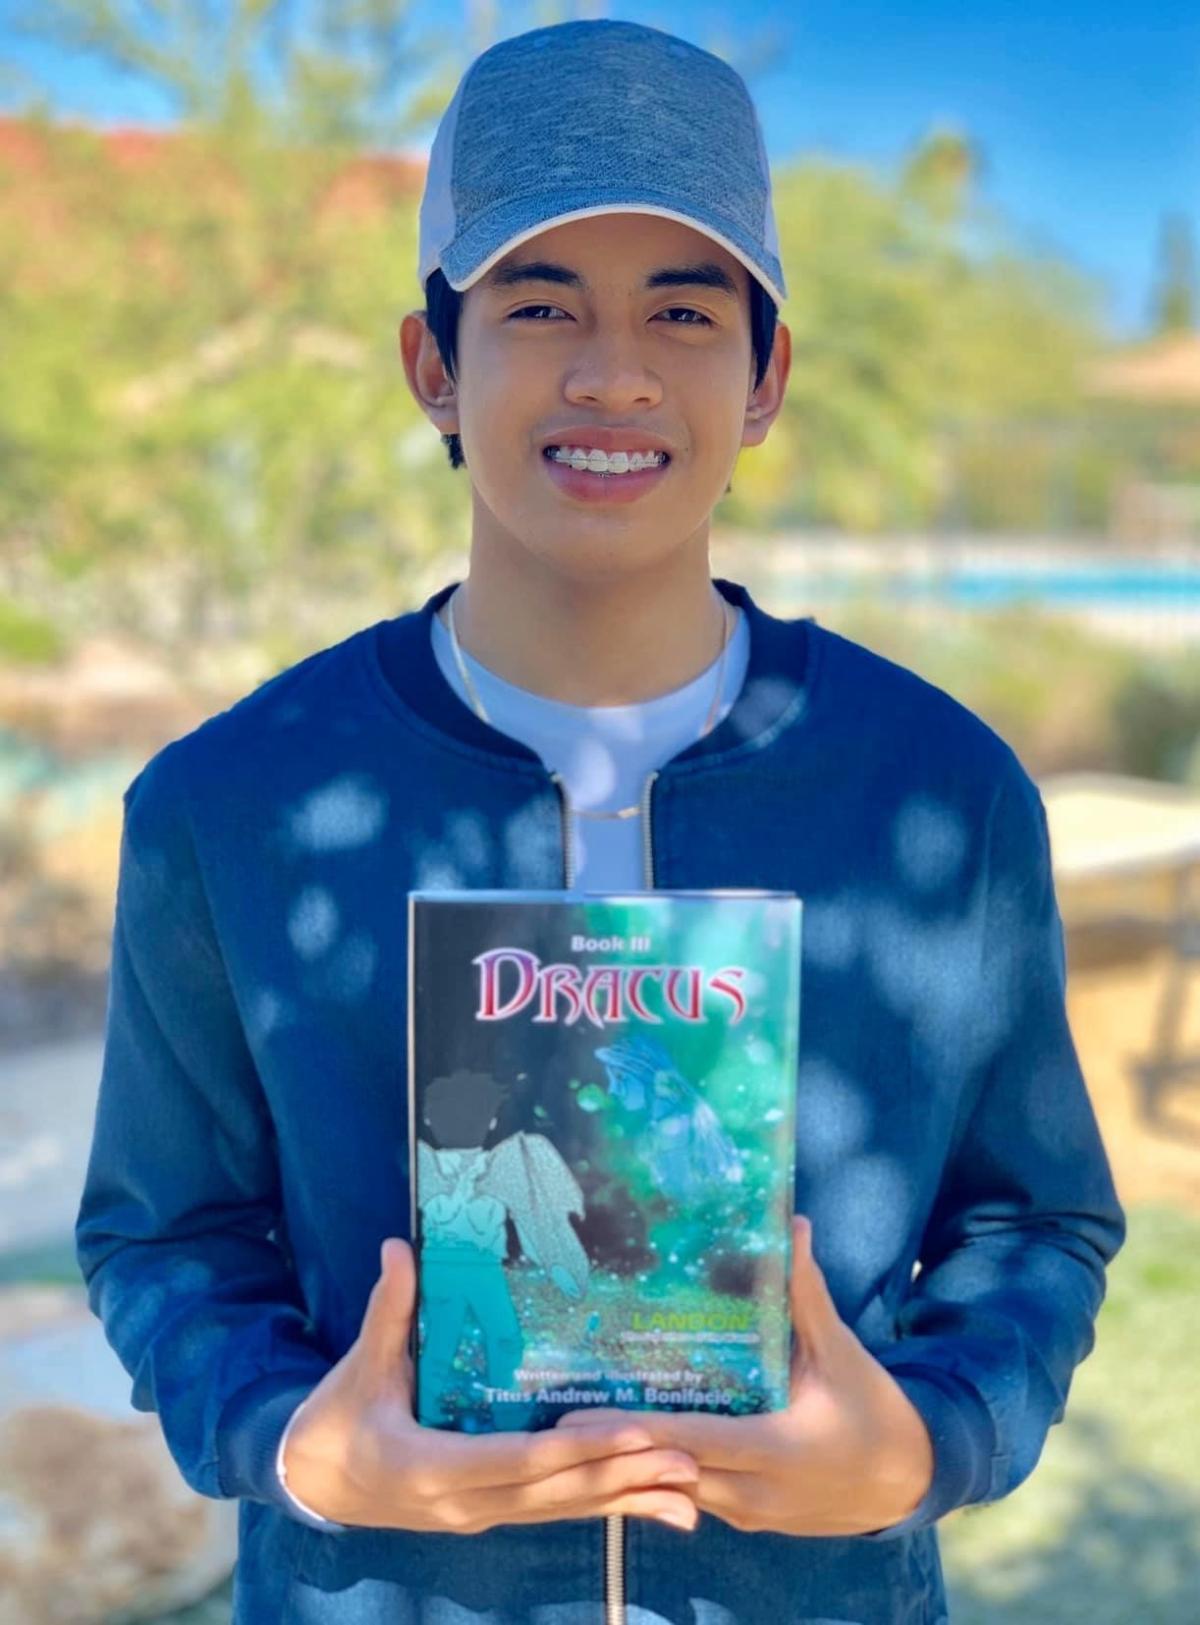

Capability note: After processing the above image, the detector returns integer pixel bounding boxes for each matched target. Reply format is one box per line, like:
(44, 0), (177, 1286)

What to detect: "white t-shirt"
(429, 601), (750, 889)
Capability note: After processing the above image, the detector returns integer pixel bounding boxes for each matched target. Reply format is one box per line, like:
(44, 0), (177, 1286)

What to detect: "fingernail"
(656, 1509), (696, 1531)
(655, 1467), (698, 1485)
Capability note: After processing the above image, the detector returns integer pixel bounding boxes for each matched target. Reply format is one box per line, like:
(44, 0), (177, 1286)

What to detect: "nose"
(562, 324), (664, 412)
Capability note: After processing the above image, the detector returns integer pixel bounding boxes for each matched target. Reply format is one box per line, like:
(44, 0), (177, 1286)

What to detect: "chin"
(473, 484), (713, 582)
(525, 529), (696, 586)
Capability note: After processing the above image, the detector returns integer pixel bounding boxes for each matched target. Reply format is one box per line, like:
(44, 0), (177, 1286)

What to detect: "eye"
(507, 305), (714, 326)
(659, 307), (714, 327)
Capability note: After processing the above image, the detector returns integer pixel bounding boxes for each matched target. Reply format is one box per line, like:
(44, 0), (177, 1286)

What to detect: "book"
(407, 889), (802, 1433)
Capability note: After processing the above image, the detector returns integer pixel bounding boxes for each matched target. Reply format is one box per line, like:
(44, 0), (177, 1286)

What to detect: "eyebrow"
(481, 258), (740, 299)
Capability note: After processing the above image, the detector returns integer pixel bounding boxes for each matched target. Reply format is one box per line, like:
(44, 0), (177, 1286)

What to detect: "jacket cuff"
(856, 1363), (997, 1539)
(215, 1369), (350, 1530)
(276, 1392), (339, 1529)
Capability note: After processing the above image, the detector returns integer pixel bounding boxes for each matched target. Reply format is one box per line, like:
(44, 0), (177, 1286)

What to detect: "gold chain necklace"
(444, 585), (734, 820)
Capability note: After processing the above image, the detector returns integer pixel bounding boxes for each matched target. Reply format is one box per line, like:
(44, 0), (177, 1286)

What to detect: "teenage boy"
(76, 19), (1126, 1625)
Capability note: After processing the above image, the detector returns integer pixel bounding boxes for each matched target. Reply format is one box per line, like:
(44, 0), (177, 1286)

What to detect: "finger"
(790, 1214), (842, 1367)
(686, 1466), (787, 1533)
(441, 1484), (699, 1534)
(450, 1444), (699, 1528)
(693, 1465), (877, 1539)
(561, 1406), (767, 1471)
(418, 1417), (662, 1494)
(355, 1238), (416, 1385)
(555, 1407), (638, 1429)
(597, 1487), (699, 1531)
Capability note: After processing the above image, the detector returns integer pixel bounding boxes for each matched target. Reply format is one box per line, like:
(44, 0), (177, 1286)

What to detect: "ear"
(741, 320), (791, 451)
(399, 309), (460, 440)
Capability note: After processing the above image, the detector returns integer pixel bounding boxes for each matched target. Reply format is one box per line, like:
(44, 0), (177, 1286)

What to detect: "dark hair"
(422, 1067), (508, 1148)
(423, 266), (779, 470)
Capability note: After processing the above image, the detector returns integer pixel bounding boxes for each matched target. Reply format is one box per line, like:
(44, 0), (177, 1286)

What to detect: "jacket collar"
(374, 576), (815, 773)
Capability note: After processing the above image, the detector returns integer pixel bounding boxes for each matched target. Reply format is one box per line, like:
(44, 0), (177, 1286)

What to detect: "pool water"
(788, 564), (1200, 608)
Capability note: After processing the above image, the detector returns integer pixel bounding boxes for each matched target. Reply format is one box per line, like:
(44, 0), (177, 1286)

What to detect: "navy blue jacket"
(76, 578), (1125, 1624)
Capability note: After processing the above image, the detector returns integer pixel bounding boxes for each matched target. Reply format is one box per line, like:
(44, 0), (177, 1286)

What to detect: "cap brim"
(438, 198), (787, 310)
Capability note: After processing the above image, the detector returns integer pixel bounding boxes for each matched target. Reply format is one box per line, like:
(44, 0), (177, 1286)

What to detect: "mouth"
(541, 446), (672, 471)
(540, 445), (673, 505)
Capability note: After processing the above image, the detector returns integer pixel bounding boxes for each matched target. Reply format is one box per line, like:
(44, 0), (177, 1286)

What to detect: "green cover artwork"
(408, 890), (802, 1433)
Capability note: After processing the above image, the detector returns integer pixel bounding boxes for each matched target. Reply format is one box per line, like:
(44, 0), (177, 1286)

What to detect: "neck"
(440, 528), (729, 707)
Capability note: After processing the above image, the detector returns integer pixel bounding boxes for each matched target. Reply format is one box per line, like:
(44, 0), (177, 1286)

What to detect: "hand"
(282, 1238), (701, 1534)
(550, 1263), (585, 1299)
(557, 1215), (934, 1537)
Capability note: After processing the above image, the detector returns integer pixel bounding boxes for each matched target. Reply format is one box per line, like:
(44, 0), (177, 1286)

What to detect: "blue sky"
(2, 0), (1196, 338)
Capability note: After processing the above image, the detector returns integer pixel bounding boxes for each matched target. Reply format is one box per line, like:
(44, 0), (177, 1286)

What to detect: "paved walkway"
(0, 1033), (104, 1261)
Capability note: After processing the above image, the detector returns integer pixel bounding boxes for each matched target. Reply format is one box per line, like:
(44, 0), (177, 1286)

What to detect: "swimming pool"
(787, 564), (1200, 608)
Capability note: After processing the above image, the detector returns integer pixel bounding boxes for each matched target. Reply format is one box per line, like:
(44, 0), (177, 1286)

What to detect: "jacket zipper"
(549, 767), (660, 1625)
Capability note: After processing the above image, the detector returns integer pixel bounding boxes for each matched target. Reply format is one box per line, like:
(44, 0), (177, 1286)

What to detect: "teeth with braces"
(546, 446), (667, 474)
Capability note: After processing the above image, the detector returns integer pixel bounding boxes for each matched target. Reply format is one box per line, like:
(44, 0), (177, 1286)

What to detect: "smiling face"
(402, 212), (789, 588)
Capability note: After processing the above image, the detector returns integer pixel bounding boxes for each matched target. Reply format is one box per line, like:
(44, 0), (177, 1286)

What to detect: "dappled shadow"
(153, 1409), (1200, 1625)
(61, 599), (1143, 1621)
(943, 1408), (1200, 1624)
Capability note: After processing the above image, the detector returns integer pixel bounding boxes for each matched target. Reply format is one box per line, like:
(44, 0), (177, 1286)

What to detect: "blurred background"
(0, 2), (1197, 1620)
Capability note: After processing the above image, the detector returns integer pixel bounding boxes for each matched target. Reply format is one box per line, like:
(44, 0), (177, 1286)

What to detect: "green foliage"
(0, 598), (63, 663)
(1149, 212), (1197, 336)
(723, 131), (1106, 533)
(0, 3), (1148, 665)
(940, 1204), (1200, 1625)
(831, 596), (1198, 787)
(1110, 658), (1200, 786)
(821, 598), (1154, 779)
(0, 109), (460, 654)
(7, 0), (458, 148)
(832, 597), (1198, 787)
(0, 3), (479, 663)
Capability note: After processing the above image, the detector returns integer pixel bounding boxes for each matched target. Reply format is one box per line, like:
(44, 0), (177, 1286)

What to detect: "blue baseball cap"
(418, 19), (787, 311)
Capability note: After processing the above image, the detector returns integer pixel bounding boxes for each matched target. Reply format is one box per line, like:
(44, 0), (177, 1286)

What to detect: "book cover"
(408, 889), (801, 1433)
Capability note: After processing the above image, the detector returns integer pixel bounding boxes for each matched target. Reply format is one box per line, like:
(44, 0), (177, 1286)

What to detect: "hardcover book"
(408, 889), (802, 1432)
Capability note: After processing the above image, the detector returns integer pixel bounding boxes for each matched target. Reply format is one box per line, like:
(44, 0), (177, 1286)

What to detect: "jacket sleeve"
(75, 744), (339, 1520)
(277, 1397), (338, 1526)
(860, 763), (1126, 1538)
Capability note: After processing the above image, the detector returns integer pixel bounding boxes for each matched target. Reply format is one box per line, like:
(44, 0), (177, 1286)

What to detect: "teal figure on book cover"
(417, 1068), (591, 1428)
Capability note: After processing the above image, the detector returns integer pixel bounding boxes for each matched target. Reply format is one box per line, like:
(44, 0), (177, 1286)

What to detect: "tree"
(1148, 211), (1197, 336)
(0, 4), (1119, 664)
(723, 129), (1106, 533)
(0, 2), (477, 661)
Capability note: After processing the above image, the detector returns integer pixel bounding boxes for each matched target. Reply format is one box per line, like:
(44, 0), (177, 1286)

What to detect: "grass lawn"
(939, 1201), (1200, 1623)
(145, 1201), (1200, 1623)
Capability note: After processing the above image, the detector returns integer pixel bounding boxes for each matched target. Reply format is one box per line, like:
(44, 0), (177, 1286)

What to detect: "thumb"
(789, 1215), (843, 1373)
(356, 1236), (417, 1385)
